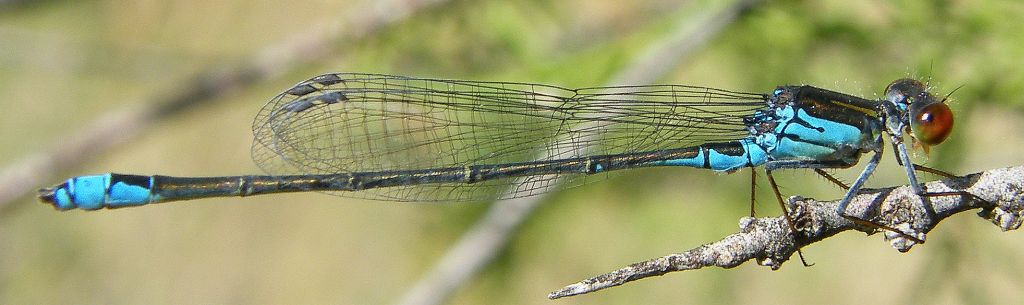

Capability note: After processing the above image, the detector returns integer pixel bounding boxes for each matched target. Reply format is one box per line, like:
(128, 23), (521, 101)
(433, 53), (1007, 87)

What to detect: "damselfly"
(39, 73), (959, 240)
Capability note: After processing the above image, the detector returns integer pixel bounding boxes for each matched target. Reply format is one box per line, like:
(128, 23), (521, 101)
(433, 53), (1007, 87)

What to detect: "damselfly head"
(885, 78), (954, 150)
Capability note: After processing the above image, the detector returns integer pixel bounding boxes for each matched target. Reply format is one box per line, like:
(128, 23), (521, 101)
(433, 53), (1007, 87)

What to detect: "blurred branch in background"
(0, 0), (450, 213)
(394, 1), (762, 305)
(549, 165), (1024, 299)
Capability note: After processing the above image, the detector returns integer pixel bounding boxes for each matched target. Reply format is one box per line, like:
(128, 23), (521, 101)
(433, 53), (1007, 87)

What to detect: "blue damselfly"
(39, 73), (961, 241)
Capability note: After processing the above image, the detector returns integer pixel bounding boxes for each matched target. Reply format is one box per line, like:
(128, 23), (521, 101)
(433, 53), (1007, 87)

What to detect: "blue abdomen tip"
(39, 174), (154, 210)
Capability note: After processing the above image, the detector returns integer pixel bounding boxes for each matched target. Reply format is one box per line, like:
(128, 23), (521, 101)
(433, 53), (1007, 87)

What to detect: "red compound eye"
(911, 102), (954, 146)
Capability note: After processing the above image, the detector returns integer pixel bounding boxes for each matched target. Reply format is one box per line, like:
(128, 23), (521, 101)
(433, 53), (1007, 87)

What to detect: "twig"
(548, 165), (1024, 299)
(393, 1), (763, 305)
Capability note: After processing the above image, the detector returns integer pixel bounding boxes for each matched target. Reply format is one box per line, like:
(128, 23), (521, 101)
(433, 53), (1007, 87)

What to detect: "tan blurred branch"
(549, 165), (1024, 299)
(0, 0), (450, 212)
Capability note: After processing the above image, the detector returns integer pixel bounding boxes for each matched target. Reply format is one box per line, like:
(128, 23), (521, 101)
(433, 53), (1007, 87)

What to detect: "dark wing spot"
(281, 92), (347, 112)
(286, 84), (317, 96)
(314, 74), (344, 86)
(281, 99), (314, 112)
(321, 92), (347, 104)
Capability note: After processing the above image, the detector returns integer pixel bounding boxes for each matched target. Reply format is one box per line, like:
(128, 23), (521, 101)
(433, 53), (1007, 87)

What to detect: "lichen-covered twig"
(549, 165), (1024, 299)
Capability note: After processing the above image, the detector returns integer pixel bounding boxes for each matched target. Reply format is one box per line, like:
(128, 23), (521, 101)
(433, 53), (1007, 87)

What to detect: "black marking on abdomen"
(701, 146), (711, 169)
(110, 174), (151, 189)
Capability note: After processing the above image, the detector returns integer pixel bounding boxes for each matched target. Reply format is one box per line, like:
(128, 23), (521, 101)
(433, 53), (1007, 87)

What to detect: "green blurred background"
(2, 0), (1023, 304)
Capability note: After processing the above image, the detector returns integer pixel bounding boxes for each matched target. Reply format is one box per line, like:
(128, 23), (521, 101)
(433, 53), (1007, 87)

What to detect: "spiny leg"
(749, 168), (757, 217)
(751, 167), (815, 265)
(890, 142), (960, 180)
(911, 164), (956, 178)
(762, 166), (813, 266)
(814, 169), (849, 190)
(911, 166), (993, 214)
(908, 163), (988, 203)
(890, 143), (980, 198)
(767, 157), (925, 244)
(766, 159), (855, 234)
(914, 164), (985, 199)
(891, 141), (990, 218)
(821, 167), (958, 240)
(889, 142), (959, 179)
(837, 149), (926, 244)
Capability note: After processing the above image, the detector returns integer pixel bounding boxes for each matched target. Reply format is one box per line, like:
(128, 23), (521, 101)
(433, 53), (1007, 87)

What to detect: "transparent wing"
(251, 73), (766, 201)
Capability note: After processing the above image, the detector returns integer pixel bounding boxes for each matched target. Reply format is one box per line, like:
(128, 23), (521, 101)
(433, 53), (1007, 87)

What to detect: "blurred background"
(2, 0), (1023, 304)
